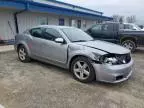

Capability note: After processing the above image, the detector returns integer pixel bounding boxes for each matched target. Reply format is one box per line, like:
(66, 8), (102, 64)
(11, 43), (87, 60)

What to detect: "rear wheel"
(18, 45), (31, 62)
(122, 40), (136, 52)
(70, 57), (95, 83)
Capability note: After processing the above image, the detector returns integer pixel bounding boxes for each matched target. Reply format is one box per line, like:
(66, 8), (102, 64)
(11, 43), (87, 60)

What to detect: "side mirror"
(55, 38), (64, 43)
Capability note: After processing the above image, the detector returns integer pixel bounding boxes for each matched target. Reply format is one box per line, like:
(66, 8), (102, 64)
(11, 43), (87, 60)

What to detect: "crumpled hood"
(76, 40), (130, 54)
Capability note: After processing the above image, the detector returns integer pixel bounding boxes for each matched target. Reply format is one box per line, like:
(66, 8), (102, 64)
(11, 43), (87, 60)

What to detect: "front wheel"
(70, 57), (95, 83)
(122, 40), (136, 52)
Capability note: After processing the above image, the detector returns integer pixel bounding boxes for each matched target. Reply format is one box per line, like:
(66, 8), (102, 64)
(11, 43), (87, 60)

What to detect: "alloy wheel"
(123, 42), (133, 51)
(19, 48), (26, 61)
(73, 61), (90, 80)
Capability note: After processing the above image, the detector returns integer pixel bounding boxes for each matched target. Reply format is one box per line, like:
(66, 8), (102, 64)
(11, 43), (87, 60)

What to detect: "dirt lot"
(0, 49), (144, 108)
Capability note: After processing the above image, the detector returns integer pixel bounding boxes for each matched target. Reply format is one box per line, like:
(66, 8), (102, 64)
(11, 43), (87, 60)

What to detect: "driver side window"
(91, 24), (102, 32)
(42, 28), (62, 41)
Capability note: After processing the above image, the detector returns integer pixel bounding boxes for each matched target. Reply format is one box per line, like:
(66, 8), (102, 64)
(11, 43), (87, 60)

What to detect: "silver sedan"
(15, 25), (134, 83)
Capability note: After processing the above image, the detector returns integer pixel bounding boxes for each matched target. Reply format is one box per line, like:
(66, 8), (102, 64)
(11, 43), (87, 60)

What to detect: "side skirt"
(31, 55), (68, 69)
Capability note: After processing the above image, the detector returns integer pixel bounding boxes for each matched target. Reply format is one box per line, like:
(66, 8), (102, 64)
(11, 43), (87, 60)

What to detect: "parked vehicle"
(0, 37), (4, 44)
(15, 25), (133, 83)
(86, 22), (144, 52)
(0, 40), (4, 44)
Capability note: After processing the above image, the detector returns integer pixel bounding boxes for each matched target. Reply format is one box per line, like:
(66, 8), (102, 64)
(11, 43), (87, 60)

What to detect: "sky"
(57, 0), (144, 24)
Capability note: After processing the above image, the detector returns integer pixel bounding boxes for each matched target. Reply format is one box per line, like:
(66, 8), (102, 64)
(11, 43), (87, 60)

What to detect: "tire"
(70, 57), (95, 83)
(18, 45), (31, 63)
(122, 40), (136, 52)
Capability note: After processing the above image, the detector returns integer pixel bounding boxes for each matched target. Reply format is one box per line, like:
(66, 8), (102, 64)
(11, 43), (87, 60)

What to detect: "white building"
(0, 0), (112, 44)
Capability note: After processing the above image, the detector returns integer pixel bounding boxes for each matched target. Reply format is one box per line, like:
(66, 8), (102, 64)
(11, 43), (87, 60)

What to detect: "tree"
(112, 15), (120, 22)
(126, 16), (136, 23)
(112, 15), (124, 23)
(119, 16), (124, 24)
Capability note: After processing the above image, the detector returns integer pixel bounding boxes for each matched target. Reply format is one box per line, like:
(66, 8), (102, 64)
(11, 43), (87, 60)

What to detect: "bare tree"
(119, 16), (124, 24)
(112, 15), (120, 22)
(112, 15), (124, 23)
(126, 16), (136, 23)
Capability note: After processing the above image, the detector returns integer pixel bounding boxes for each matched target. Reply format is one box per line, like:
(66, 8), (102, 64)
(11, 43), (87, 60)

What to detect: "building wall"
(0, 9), (99, 41)
(17, 12), (96, 32)
(0, 9), (15, 41)
(17, 12), (71, 33)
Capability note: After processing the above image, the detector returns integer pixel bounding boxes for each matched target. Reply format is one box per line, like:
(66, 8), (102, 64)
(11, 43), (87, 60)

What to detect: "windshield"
(62, 28), (94, 42)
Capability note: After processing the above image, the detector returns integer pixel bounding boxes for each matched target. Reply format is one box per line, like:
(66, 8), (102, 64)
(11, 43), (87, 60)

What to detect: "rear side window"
(42, 28), (61, 41)
(30, 28), (43, 38)
(124, 24), (133, 29)
(119, 24), (134, 30)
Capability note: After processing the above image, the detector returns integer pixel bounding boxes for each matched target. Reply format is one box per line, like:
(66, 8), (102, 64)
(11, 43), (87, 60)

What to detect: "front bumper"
(92, 59), (134, 83)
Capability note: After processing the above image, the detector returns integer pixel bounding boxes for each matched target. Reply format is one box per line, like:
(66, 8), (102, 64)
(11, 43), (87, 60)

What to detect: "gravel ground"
(0, 49), (144, 108)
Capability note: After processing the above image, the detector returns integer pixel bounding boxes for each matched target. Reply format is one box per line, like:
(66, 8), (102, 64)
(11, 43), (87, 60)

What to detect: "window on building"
(77, 20), (81, 28)
(69, 19), (72, 26)
(40, 17), (48, 25)
(42, 28), (62, 41)
(59, 18), (65, 26)
(83, 20), (86, 28)
(72, 20), (76, 27)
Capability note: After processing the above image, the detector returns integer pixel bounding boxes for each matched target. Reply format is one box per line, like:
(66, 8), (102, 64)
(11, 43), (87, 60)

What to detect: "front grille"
(116, 53), (131, 64)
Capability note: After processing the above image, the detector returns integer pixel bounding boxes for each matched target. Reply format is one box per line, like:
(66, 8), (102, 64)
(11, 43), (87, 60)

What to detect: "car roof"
(31, 25), (75, 29)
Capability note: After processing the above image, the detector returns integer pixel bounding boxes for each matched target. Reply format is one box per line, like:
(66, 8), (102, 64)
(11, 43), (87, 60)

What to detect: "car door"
(29, 28), (45, 57)
(41, 28), (68, 64)
(101, 24), (120, 44)
(87, 24), (103, 40)
(101, 24), (116, 43)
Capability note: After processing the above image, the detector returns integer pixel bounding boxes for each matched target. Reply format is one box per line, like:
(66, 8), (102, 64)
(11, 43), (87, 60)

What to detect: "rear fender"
(16, 41), (31, 56)
(120, 36), (137, 43)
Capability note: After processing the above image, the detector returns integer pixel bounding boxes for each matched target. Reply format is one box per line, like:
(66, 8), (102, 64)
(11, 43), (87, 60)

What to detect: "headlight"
(93, 53), (118, 65)
(94, 53), (131, 65)
(103, 57), (118, 65)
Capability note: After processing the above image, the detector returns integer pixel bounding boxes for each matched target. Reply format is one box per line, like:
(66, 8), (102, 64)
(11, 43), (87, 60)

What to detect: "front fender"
(66, 45), (108, 68)
(67, 50), (96, 68)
